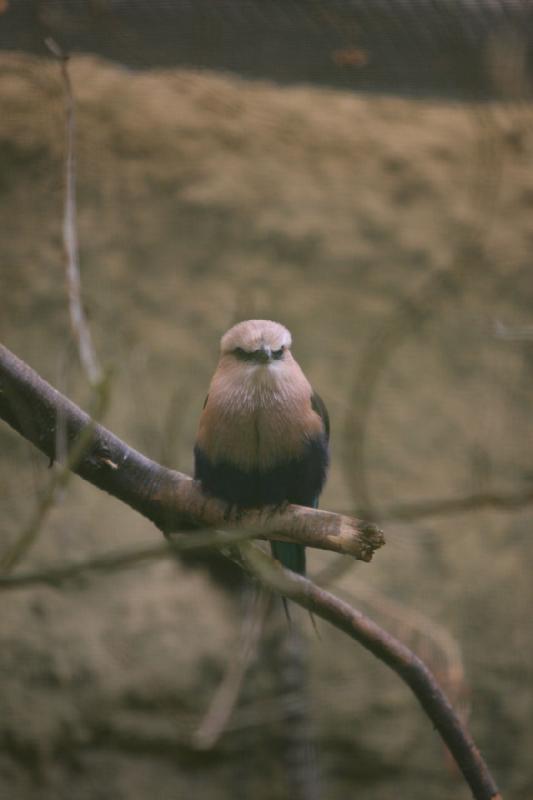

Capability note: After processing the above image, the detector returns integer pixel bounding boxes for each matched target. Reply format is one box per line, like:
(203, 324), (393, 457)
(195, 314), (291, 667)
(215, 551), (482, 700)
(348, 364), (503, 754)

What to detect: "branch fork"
(0, 344), (501, 800)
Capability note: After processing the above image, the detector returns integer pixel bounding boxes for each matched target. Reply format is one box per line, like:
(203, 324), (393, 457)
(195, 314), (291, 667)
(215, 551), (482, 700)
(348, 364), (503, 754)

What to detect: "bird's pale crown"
(220, 319), (292, 356)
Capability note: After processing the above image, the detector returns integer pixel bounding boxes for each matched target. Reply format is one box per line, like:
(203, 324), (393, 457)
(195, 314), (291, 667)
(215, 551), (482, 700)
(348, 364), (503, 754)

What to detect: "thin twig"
(45, 37), (102, 387)
(0, 375), (111, 573)
(3, 41), (105, 573)
(0, 529), (262, 591)
(380, 488), (533, 521)
(193, 586), (270, 750)
(342, 106), (507, 521)
(0, 543), (170, 588)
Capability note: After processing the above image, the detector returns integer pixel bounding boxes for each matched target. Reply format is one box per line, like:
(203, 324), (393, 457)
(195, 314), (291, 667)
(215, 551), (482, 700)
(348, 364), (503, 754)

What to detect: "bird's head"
(220, 320), (292, 368)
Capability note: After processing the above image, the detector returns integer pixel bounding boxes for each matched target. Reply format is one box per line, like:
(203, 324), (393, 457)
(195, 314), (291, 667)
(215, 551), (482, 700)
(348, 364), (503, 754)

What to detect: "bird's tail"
(271, 541), (306, 575)
(271, 494), (320, 575)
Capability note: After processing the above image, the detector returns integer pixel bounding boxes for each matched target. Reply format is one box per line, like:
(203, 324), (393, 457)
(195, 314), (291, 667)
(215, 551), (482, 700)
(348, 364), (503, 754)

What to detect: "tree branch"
(0, 344), (501, 799)
(45, 37), (102, 386)
(0, 344), (384, 561)
(0, 531), (263, 591)
(240, 543), (501, 800)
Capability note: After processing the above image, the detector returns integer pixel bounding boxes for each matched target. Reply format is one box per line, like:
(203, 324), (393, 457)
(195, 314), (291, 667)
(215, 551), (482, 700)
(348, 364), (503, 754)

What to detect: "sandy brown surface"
(1, 54), (533, 799)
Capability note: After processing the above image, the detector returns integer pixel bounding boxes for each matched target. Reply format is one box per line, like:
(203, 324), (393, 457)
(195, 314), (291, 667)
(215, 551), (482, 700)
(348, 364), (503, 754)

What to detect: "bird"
(194, 319), (329, 575)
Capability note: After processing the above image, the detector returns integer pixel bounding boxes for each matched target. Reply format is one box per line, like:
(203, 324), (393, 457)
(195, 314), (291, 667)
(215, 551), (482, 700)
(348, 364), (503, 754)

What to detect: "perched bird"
(194, 319), (329, 574)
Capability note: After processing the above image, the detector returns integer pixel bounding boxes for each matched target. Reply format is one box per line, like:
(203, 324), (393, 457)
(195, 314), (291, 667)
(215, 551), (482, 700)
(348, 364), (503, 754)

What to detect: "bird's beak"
(256, 345), (272, 363)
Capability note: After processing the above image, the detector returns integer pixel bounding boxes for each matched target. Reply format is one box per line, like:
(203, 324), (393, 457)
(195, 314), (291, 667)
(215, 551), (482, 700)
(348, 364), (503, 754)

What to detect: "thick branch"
(0, 344), (502, 799)
(241, 544), (501, 800)
(0, 344), (383, 561)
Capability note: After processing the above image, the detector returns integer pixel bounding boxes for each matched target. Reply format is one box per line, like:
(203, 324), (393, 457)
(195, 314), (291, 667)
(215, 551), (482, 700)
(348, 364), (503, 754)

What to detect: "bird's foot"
(269, 500), (290, 517)
(223, 503), (244, 523)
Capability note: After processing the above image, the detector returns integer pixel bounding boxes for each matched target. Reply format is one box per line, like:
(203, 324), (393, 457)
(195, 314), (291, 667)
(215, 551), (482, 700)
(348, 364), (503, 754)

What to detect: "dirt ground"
(1, 53), (533, 799)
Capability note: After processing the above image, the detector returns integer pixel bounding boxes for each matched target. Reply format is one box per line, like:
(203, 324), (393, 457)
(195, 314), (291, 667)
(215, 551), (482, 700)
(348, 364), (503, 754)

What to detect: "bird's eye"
(234, 347), (253, 360)
(272, 347), (284, 360)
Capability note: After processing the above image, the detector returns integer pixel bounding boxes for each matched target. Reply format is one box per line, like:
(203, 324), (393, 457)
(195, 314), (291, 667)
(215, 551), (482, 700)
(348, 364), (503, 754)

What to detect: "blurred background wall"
(1, 7), (533, 798)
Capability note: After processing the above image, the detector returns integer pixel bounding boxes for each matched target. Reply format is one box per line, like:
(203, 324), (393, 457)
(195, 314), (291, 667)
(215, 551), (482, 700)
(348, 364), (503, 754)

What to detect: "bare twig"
(0, 344), (384, 561)
(0, 543), (171, 589)
(193, 586), (270, 750)
(45, 37), (102, 387)
(0, 375), (111, 572)
(239, 543), (501, 800)
(0, 530), (262, 591)
(342, 260), (487, 519)
(342, 106), (507, 520)
(3, 41), (106, 574)
(380, 488), (533, 521)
